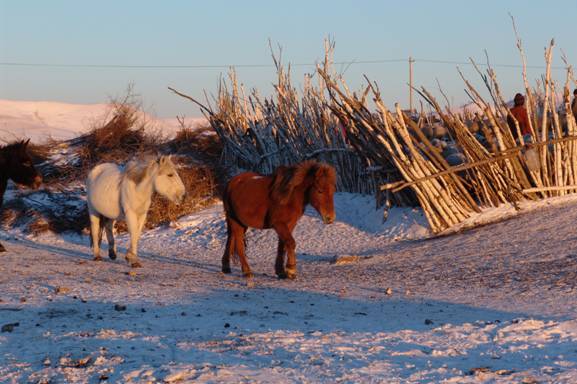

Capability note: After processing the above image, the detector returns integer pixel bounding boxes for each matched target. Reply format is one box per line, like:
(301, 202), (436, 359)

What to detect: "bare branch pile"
(319, 37), (577, 232)
(170, 45), (412, 204)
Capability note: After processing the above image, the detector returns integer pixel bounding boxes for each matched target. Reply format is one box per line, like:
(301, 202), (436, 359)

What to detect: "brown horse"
(0, 139), (43, 252)
(222, 161), (337, 279)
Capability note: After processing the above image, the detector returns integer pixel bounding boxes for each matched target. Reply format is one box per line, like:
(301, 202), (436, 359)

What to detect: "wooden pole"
(409, 56), (415, 112)
(522, 186), (577, 193)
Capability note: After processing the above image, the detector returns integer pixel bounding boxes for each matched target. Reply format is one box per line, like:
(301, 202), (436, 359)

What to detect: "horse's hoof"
(286, 268), (297, 280)
(130, 261), (143, 268)
(0, 244), (6, 253)
(109, 250), (117, 260)
(243, 271), (254, 279)
(222, 266), (232, 274)
(276, 271), (288, 279)
(93, 256), (102, 261)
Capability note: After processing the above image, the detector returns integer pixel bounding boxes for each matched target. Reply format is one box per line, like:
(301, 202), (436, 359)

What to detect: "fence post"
(409, 56), (415, 113)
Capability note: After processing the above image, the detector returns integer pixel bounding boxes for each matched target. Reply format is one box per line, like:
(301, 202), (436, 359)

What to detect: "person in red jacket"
(507, 93), (531, 142)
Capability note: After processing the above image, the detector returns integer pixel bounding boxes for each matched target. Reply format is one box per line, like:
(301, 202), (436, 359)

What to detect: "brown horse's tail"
(222, 181), (241, 265)
(222, 182), (247, 264)
(222, 180), (232, 220)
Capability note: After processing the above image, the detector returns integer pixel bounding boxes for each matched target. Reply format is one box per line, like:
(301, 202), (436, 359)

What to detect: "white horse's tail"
(89, 213), (114, 247)
(89, 213), (105, 248)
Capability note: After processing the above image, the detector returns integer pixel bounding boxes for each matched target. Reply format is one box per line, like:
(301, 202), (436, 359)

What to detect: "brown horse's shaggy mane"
(270, 160), (336, 204)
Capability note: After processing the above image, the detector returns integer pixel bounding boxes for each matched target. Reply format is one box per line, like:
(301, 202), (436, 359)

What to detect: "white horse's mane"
(123, 155), (175, 185)
(124, 157), (154, 184)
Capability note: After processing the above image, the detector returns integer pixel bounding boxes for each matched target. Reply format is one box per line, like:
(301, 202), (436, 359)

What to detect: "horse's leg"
(230, 219), (251, 278)
(104, 219), (117, 260)
(1, 187), (6, 252)
(274, 223), (297, 279)
(275, 239), (287, 278)
(137, 213), (147, 234)
(125, 211), (142, 268)
(221, 217), (235, 274)
(89, 212), (103, 261)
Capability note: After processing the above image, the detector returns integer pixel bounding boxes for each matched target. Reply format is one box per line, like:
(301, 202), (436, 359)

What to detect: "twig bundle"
(170, 44), (409, 202)
(319, 36), (577, 232)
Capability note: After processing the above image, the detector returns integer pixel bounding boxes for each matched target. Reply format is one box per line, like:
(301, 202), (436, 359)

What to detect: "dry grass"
(169, 123), (222, 161)
(145, 158), (217, 229)
(168, 124), (228, 194)
(73, 102), (162, 182)
(29, 91), (164, 185)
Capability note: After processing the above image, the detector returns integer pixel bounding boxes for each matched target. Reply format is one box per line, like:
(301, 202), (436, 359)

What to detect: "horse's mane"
(123, 155), (175, 185)
(270, 160), (336, 204)
(124, 157), (155, 185)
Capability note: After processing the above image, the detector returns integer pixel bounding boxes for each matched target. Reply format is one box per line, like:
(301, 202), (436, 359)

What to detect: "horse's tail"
(222, 180), (248, 265)
(89, 214), (106, 248)
(222, 182), (237, 264)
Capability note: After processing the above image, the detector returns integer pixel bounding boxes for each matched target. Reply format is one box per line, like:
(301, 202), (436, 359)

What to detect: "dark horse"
(0, 139), (43, 252)
(222, 161), (337, 279)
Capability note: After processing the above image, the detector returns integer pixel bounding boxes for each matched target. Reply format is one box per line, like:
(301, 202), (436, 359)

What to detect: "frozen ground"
(2, 192), (577, 383)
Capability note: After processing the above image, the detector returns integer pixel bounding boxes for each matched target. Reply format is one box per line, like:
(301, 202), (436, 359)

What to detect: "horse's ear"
(18, 139), (31, 155)
(159, 155), (170, 165)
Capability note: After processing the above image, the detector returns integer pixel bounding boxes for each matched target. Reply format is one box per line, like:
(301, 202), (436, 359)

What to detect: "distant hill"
(0, 99), (207, 143)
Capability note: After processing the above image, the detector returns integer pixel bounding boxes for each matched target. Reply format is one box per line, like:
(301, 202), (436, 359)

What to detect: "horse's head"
(307, 163), (337, 224)
(2, 139), (42, 189)
(153, 155), (185, 204)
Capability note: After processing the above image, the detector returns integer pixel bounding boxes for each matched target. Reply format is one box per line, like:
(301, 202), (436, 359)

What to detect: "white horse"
(86, 156), (185, 267)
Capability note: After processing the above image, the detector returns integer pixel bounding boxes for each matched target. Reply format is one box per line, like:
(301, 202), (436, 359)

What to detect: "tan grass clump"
(169, 122), (222, 162)
(145, 160), (216, 228)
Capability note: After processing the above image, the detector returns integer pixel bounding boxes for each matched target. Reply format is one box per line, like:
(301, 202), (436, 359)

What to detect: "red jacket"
(508, 105), (531, 136)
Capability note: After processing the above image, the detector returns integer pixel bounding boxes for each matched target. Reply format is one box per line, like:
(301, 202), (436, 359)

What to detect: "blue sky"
(1, 1), (576, 117)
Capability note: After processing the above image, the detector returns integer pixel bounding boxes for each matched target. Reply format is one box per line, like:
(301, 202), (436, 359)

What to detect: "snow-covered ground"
(3, 191), (577, 383)
(0, 99), (206, 143)
(3, 103), (577, 382)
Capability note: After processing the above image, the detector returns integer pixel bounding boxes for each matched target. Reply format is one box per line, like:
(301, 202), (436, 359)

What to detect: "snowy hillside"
(0, 99), (207, 143)
(3, 191), (577, 382)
